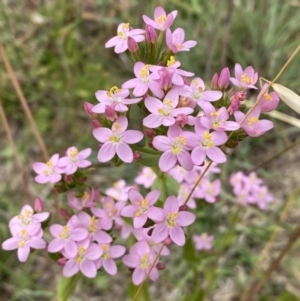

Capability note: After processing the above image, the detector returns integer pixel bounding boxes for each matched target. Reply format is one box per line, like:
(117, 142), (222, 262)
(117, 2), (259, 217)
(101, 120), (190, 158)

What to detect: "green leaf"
(152, 174), (179, 200)
(183, 236), (197, 262)
(137, 152), (160, 167)
(56, 274), (81, 301)
(276, 292), (298, 301)
(183, 286), (204, 301)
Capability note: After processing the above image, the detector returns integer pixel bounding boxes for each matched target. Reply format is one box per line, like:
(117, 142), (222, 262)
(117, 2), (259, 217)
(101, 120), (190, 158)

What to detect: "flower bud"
(145, 129), (156, 138)
(91, 119), (102, 129)
(128, 37), (139, 53)
(175, 114), (188, 127)
(218, 67), (230, 89)
(57, 258), (68, 266)
(60, 208), (70, 221)
(34, 197), (44, 212)
(105, 104), (117, 121)
(211, 73), (219, 90)
(156, 262), (166, 270)
(133, 151), (141, 161)
(164, 237), (173, 246)
(158, 67), (174, 90)
(83, 102), (97, 118)
(145, 25), (157, 43)
(179, 204), (188, 211)
(64, 174), (73, 184)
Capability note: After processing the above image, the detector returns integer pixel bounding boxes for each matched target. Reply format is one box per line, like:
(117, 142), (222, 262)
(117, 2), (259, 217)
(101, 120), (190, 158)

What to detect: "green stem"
(130, 144), (161, 155)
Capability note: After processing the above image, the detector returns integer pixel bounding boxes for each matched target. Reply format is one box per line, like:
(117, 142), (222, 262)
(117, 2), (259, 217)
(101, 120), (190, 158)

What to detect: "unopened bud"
(91, 119), (102, 129)
(179, 204), (188, 211)
(156, 262), (165, 270)
(57, 258), (68, 266)
(60, 208), (70, 221)
(128, 37), (138, 53)
(145, 25), (157, 43)
(175, 114), (188, 127)
(218, 67), (230, 89)
(158, 67), (174, 90)
(145, 129), (155, 138)
(105, 104), (117, 121)
(83, 102), (97, 118)
(64, 174), (73, 184)
(211, 73), (219, 90)
(33, 197), (44, 213)
(164, 237), (173, 246)
(77, 177), (85, 184)
(133, 151), (141, 161)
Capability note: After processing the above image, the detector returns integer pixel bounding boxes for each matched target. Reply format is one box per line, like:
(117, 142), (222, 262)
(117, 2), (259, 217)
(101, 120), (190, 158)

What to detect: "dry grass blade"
(266, 110), (300, 128)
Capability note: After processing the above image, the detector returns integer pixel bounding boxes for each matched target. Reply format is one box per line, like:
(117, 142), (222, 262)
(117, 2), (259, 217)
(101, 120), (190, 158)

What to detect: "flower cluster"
(230, 171), (273, 209)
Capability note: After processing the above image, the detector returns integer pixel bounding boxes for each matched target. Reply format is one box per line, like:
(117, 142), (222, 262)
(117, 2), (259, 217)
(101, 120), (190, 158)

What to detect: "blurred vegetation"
(0, 0), (300, 300)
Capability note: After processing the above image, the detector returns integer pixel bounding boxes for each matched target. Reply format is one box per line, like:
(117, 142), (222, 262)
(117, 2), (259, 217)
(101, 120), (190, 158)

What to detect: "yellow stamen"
(58, 225), (70, 240)
(140, 253), (150, 269)
(75, 246), (86, 263)
(102, 244), (110, 260)
(176, 135), (186, 145)
(88, 215), (98, 233)
(177, 43), (183, 49)
(109, 135), (121, 143)
(139, 64), (151, 78)
(241, 73), (252, 84)
(157, 15), (166, 24)
(247, 117), (259, 126)
(167, 56), (176, 67)
(264, 93), (272, 101)
(69, 148), (78, 158)
(166, 212), (178, 227)
(107, 86), (121, 97)
(46, 161), (52, 167)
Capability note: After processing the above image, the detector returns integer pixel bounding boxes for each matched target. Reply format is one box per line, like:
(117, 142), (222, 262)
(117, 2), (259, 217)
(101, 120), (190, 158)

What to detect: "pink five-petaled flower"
(106, 179), (131, 202)
(63, 241), (101, 278)
(58, 146), (92, 175)
(32, 154), (63, 184)
(143, 90), (193, 128)
(92, 86), (142, 113)
(200, 102), (240, 132)
(2, 224), (46, 262)
(193, 233), (214, 251)
(105, 23), (145, 54)
(166, 28), (197, 53)
(93, 116), (143, 163)
(230, 63), (258, 89)
(257, 83), (280, 112)
(153, 125), (195, 172)
(151, 196), (195, 246)
(190, 118), (228, 166)
(67, 188), (97, 210)
(122, 62), (164, 98)
(91, 196), (125, 231)
(121, 189), (164, 229)
(178, 77), (223, 108)
(134, 167), (157, 189)
(143, 6), (178, 31)
(96, 244), (126, 275)
(234, 107), (274, 137)
(122, 241), (159, 285)
(150, 56), (194, 86)
(47, 217), (89, 258)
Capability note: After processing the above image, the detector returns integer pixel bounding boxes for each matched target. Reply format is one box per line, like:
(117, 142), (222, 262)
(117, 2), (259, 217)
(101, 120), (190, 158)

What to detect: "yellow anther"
(107, 86), (121, 97)
(46, 161), (53, 167)
(75, 246), (87, 263)
(135, 211), (141, 217)
(123, 23), (130, 29)
(106, 202), (112, 208)
(102, 244), (110, 259)
(167, 56), (176, 67)
(198, 87), (203, 93)
(191, 79), (198, 86)
(69, 148), (78, 158)
(140, 253), (150, 269)
(139, 64), (151, 78)
(264, 93), (272, 101)
(176, 135), (186, 145)
(210, 111), (220, 117)
(172, 146), (181, 155)
(18, 241), (25, 248)
(113, 122), (122, 132)
(166, 212), (178, 227)
(247, 117), (259, 126)
(204, 131), (212, 140)
(58, 225), (70, 239)
(213, 122), (219, 129)
(88, 215), (98, 233)
(178, 96), (190, 107)
(109, 135), (121, 143)
(177, 43), (183, 49)
(241, 73), (252, 84)
(157, 15), (167, 24)
(201, 233), (208, 240)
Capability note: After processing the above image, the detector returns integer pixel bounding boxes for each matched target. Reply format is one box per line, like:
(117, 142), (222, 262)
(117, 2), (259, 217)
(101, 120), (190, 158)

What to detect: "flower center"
(167, 56), (176, 67)
(58, 225), (71, 240)
(241, 73), (253, 85)
(264, 93), (272, 101)
(247, 117), (259, 126)
(18, 209), (33, 225)
(43, 161), (55, 175)
(140, 253), (150, 269)
(117, 23), (130, 39)
(18, 229), (29, 248)
(107, 86), (121, 98)
(157, 15), (167, 24)
(105, 202), (117, 218)
(193, 87), (203, 99)
(102, 244), (110, 260)
(201, 131), (214, 148)
(88, 215), (98, 233)
(139, 64), (151, 83)
(109, 132), (121, 143)
(158, 100), (174, 116)
(166, 212), (178, 227)
(75, 246), (87, 263)
(171, 136), (186, 155)
(177, 43), (183, 49)
(135, 198), (149, 217)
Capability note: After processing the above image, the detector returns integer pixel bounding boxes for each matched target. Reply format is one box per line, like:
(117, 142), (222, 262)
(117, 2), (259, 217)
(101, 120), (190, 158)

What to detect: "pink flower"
(166, 28), (197, 53)
(63, 241), (102, 278)
(96, 244), (126, 275)
(218, 67), (230, 89)
(200, 102), (240, 132)
(190, 118), (228, 166)
(92, 86), (142, 113)
(106, 179), (131, 202)
(67, 189), (97, 210)
(253, 186), (273, 210)
(198, 179), (221, 203)
(32, 154), (63, 184)
(177, 183), (196, 208)
(234, 107), (274, 137)
(145, 25), (157, 43)
(122, 62), (164, 98)
(143, 6), (178, 31)
(257, 83), (280, 112)
(153, 125), (195, 172)
(122, 241), (159, 285)
(177, 77), (222, 107)
(135, 167), (157, 189)
(93, 116), (143, 163)
(2, 224), (46, 262)
(143, 90), (193, 128)
(91, 196), (125, 230)
(105, 23), (145, 54)
(58, 147), (91, 175)
(47, 216), (89, 258)
(230, 63), (258, 89)
(151, 196), (195, 246)
(150, 56), (194, 86)
(121, 189), (164, 229)
(193, 233), (214, 251)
